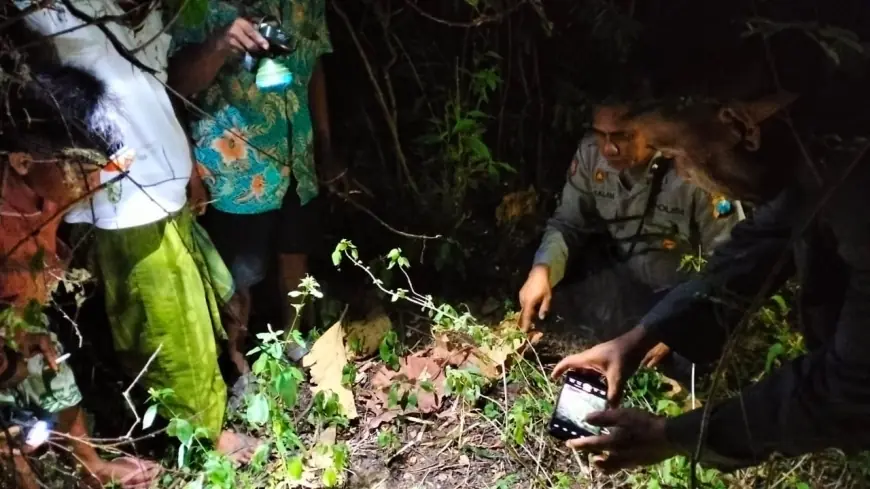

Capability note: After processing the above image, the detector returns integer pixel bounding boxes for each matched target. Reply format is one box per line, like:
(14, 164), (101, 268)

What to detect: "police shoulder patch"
(711, 194), (734, 219)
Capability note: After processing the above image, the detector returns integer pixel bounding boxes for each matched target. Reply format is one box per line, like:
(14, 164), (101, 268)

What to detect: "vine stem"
(341, 249), (462, 324)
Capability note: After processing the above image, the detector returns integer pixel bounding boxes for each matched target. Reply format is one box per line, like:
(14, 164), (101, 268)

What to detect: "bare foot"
(88, 456), (162, 489)
(217, 430), (261, 464)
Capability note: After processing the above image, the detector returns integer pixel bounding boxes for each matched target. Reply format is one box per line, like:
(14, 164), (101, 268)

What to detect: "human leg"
(199, 209), (275, 377)
(276, 187), (324, 360)
(94, 210), (228, 441)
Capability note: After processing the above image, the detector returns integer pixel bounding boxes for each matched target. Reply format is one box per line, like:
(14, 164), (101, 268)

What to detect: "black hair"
(0, 20), (124, 158)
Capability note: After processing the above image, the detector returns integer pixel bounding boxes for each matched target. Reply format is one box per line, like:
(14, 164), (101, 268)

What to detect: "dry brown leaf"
(302, 321), (358, 419)
(495, 186), (538, 227)
(434, 318), (543, 380)
(366, 411), (400, 430)
(345, 310), (392, 361)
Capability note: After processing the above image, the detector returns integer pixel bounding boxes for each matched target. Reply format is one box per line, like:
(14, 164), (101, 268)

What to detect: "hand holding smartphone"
(548, 369), (610, 440)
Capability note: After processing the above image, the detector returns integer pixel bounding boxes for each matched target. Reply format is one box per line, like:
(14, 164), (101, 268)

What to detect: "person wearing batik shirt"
(169, 0), (345, 388)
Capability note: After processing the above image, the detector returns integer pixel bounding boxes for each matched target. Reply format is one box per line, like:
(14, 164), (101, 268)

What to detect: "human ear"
(7, 153), (33, 176)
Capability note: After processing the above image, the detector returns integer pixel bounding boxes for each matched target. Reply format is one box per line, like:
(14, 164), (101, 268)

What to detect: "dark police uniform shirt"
(642, 152), (870, 470)
(533, 134), (740, 290)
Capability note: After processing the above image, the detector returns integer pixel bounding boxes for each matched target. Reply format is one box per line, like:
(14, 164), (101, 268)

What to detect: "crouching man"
(518, 101), (741, 376)
(0, 154), (161, 488)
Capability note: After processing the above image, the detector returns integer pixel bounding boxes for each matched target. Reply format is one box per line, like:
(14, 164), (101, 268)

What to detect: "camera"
(256, 17), (293, 54)
(240, 16), (297, 91)
(548, 370), (610, 440)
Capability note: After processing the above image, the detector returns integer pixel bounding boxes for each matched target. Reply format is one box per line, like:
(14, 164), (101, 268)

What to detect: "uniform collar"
(618, 151), (666, 188)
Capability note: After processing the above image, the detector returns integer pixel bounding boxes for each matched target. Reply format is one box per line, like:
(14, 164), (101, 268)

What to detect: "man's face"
(625, 93), (796, 202)
(592, 105), (651, 171)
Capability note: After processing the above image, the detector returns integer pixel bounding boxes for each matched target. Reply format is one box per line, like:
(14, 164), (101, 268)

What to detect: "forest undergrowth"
(21, 241), (870, 489)
(4, 0), (870, 487)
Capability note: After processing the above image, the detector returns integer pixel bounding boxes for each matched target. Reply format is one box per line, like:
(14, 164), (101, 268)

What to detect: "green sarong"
(94, 207), (233, 439)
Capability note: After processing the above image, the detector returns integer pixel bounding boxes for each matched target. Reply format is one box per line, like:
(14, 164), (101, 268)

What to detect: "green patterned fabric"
(170, 0), (332, 214)
(0, 334), (82, 413)
(94, 207), (231, 439)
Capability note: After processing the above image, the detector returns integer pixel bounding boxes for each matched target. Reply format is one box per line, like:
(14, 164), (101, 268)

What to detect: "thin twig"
(403, 0), (527, 28)
(332, 0), (421, 197)
(123, 343), (163, 438)
(330, 189), (441, 240)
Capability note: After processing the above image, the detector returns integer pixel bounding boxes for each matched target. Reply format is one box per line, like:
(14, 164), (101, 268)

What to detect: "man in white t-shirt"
(16, 0), (258, 463)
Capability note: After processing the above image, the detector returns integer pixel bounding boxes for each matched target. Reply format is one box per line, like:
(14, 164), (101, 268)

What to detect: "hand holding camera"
(219, 18), (270, 55)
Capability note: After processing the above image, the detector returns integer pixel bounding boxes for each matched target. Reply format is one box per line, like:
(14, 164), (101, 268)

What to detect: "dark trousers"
(538, 238), (698, 383)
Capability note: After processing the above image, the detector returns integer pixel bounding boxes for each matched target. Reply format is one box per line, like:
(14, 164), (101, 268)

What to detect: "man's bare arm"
(168, 18), (269, 97)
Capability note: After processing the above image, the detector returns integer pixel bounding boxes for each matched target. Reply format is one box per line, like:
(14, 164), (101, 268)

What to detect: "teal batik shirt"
(171, 0), (331, 214)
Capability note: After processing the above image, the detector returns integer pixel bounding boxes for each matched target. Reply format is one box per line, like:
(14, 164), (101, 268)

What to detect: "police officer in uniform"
(519, 103), (741, 371)
(552, 92), (870, 474)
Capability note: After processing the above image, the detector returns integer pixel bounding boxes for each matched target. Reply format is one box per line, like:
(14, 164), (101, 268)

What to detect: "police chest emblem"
(712, 194), (733, 218)
(594, 169), (606, 182)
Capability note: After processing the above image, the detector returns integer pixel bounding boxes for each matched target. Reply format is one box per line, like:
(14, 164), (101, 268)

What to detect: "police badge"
(712, 194), (734, 218)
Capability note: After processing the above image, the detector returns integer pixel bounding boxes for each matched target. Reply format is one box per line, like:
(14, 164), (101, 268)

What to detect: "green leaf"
(250, 442), (271, 469)
(322, 467), (338, 487)
(771, 295), (788, 314)
(288, 456), (304, 479)
(406, 391), (418, 409)
(332, 444), (349, 470)
(246, 393), (270, 426)
(331, 250), (342, 267)
(142, 405), (158, 430)
(167, 418), (194, 446)
(387, 385), (400, 409)
(467, 137), (491, 161)
(275, 370), (300, 408)
(177, 443), (187, 468)
(765, 343), (785, 372)
(453, 118), (476, 134)
(252, 354), (269, 374)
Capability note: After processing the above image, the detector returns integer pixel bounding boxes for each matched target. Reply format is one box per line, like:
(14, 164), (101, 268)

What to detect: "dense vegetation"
(3, 0), (870, 487)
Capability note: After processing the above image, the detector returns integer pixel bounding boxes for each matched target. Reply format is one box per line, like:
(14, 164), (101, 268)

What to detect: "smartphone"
(548, 370), (609, 440)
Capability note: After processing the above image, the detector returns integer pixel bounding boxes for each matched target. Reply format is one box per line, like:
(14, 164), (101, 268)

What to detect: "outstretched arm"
(667, 167), (870, 469)
(641, 186), (797, 365)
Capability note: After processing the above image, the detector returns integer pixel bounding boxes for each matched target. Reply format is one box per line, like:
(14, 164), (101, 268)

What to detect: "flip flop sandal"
(227, 372), (257, 415)
(285, 340), (309, 363)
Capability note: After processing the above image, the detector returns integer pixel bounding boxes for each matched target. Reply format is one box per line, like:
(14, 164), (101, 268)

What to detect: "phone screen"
(550, 373), (608, 438)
